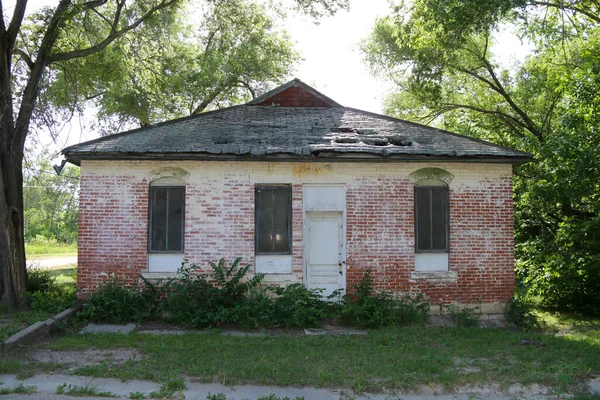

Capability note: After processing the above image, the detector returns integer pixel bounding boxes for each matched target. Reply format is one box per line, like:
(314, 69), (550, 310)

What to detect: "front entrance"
(305, 211), (345, 298)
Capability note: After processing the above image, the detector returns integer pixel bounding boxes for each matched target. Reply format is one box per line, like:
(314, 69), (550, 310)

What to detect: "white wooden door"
(305, 212), (345, 298)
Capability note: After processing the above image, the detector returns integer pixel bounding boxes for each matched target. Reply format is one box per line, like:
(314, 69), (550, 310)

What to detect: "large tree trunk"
(0, 142), (28, 309)
(1, 2), (29, 308)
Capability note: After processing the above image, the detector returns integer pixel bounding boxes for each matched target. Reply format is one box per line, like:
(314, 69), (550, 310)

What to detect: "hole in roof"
(363, 138), (389, 146)
(335, 137), (359, 144)
(331, 127), (356, 133)
(356, 129), (377, 135)
(212, 136), (231, 145)
(388, 135), (412, 146)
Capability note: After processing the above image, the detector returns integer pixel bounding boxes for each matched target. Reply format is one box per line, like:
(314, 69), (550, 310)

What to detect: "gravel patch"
(32, 348), (143, 367)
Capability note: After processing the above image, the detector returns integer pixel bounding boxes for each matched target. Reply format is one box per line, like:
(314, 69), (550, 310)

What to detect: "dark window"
(415, 186), (449, 252)
(255, 185), (292, 254)
(149, 186), (185, 252)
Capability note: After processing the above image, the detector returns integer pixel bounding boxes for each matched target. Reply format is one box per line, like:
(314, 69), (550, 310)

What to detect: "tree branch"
(48, 0), (179, 62)
(14, 0), (72, 151)
(238, 80), (256, 98)
(13, 49), (33, 69)
(192, 88), (223, 114)
(541, 92), (561, 133)
(6, 0), (27, 52)
(90, 7), (114, 27)
(480, 57), (545, 143)
(436, 102), (528, 139)
(0, 1), (6, 38)
(530, 1), (600, 23)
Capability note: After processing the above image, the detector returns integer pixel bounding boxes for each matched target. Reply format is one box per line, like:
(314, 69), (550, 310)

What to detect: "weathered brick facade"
(77, 160), (515, 309)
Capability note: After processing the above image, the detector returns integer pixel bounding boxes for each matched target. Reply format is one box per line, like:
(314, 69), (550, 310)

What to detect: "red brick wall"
(346, 175), (514, 305)
(77, 161), (514, 305)
(77, 174), (149, 298)
(258, 87), (332, 107)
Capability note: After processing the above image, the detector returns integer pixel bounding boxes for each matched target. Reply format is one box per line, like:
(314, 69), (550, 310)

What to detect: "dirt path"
(26, 256), (77, 269)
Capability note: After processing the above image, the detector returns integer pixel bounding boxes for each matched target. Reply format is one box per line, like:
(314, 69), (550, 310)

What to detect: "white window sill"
(410, 271), (457, 282)
(141, 272), (178, 280)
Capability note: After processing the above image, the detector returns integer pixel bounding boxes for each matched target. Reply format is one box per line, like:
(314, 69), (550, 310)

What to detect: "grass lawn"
(1, 312), (596, 396)
(25, 242), (77, 258)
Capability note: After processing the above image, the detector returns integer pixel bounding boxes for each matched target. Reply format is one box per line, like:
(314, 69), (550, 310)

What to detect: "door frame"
(302, 184), (347, 296)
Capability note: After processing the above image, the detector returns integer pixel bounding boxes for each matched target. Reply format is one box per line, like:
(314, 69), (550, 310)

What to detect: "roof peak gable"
(248, 78), (342, 107)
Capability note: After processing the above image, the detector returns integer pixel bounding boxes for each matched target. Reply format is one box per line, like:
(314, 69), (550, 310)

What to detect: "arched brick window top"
(409, 167), (454, 186)
(150, 176), (186, 187)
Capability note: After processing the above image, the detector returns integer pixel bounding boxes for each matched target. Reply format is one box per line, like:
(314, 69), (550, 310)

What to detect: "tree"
(0, 0), (348, 309)
(33, 0), (302, 133)
(363, 0), (600, 312)
(23, 148), (79, 244)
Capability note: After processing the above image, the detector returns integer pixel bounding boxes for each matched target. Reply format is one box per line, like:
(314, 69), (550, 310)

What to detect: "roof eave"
(64, 151), (533, 166)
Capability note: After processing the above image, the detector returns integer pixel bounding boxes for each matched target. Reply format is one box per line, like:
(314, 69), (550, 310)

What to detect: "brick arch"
(409, 167), (454, 185)
(150, 176), (186, 186)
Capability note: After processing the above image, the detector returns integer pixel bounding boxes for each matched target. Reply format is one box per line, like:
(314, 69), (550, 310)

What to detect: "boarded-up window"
(255, 185), (292, 254)
(149, 186), (185, 252)
(415, 186), (449, 252)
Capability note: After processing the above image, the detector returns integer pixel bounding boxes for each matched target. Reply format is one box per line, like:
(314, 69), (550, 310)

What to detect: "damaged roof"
(63, 79), (532, 165)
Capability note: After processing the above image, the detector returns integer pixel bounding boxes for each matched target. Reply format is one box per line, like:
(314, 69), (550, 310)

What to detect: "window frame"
(254, 184), (292, 256)
(148, 185), (186, 254)
(414, 185), (449, 253)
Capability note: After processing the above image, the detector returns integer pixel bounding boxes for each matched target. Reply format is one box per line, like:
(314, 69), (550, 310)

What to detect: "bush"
(271, 284), (334, 328)
(235, 286), (277, 329)
(160, 257), (264, 328)
(26, 267), (55, 293)
(78, 276), (156, 323)
(235, 284), (336, 329)
(25, 267), (76, 314)
(506, 296), (540, 331)
(340, 270), (429, 328)
(442, 303), (480, 328)
(27, 288), (76, 315)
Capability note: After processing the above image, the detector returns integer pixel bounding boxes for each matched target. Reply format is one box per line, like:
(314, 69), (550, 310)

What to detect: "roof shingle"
(63, 81), (532, 165)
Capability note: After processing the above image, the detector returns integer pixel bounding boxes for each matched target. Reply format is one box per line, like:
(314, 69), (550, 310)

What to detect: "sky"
(4, 0), (530, 159)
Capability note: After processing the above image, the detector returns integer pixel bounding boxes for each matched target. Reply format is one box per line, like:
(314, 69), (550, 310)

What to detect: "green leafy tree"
(363, 0), (600, 313)
(23, 148), (79, 244)
(36, 0), (301, 132)
(0, 0), (348, 308)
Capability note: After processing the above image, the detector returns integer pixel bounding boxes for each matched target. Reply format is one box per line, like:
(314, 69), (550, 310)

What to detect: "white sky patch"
(283, 0), (392, 113)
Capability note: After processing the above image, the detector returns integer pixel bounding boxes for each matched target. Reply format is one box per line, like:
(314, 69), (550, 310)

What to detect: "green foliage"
(33, 0), (301, 134)
(56, 383), (116, 397)
(442, 304), (480, 328)
(505, 296), (540, 331)
(364, 0), (600, 314)
(78, 276), (157, 324)
(26, 267), (55, 293)
(25, 267), (76, 314)
(77, 260), (433, 330)
(160, 257), (264, 328)
(340, 270), (429, 328)
(149, 377), (186, 398)
(0, 383), (37, 395)
(270, 284), (333, 328)
(205, 394), (228, 400)
(25, 236), (77, 256)
(234, 281), (337, 329)
(23, 148), (79, 245)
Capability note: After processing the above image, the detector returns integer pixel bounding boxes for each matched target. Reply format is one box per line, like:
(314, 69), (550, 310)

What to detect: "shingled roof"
(63, 79), (532, 165)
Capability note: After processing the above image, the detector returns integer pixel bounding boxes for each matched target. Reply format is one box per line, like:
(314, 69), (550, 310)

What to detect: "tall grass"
(25, 236), (77, 256)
